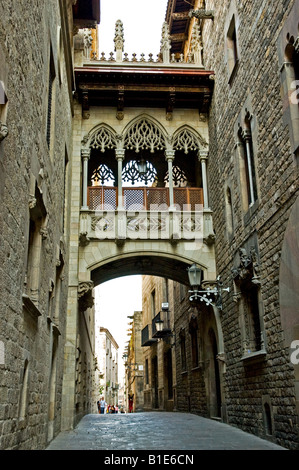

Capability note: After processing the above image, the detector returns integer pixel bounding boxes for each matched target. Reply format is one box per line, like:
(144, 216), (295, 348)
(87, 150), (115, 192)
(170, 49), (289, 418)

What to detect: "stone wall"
(0, 1), (73, 449)
(201, 0), (299, 449)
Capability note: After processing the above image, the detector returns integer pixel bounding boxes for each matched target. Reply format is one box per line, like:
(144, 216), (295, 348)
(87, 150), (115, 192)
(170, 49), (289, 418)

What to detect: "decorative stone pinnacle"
(191, 22), (203, 66)
(114, 19), (124, 61)
(160, 22), (171, 64)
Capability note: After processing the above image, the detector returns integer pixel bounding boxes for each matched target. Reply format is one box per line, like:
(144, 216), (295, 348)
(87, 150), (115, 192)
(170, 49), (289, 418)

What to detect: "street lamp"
(187, 263), (230, 310)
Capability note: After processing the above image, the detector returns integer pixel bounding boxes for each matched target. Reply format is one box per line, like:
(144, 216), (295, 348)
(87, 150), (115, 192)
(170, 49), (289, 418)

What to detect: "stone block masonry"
(201, 0), (299, 449)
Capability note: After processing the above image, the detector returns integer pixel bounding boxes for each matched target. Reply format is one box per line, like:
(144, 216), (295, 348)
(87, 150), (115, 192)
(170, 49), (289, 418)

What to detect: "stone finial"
(83, 29), (93, 59)
(191, 22), (203, 66)
(114, 19), (124, 62)
(160, 22), (171, 64)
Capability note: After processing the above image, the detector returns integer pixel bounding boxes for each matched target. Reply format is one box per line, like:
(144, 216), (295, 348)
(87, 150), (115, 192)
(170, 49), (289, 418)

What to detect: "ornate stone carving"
(190, 22), (203, 66)
(79, 232), (90, 247)
(91, 164), (115, 185)
(173, 127), (207, 154)
(0, 121), (8, 141)
(189, 9), (214, 20)
(29, 196), (37, 209)
(160, 22), (171, 63)
(78, 281), (94, 311)
(83, 29), (93, 58)
(89, 127), (117, 152)
(40, 227), (48, 240)
(114, 19), (124, 53)
(232, 246), (261, 284)
(124, 118), (166, 153)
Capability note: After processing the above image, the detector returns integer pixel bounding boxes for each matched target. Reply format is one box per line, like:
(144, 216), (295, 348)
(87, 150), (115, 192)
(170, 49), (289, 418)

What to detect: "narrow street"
(46, 412), (286, 451)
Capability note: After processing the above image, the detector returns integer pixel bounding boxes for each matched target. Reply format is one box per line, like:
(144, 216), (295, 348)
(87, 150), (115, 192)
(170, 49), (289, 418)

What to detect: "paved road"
(46, 412), (286, 451)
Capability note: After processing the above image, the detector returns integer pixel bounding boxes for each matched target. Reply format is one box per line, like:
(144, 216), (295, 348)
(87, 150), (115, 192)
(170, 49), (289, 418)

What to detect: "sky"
(97, 0), (169, 58)
(94, 0), (169, 382)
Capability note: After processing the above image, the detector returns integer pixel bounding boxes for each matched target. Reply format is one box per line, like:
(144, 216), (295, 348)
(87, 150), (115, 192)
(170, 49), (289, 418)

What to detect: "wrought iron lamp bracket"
(189, 276), (230, 310)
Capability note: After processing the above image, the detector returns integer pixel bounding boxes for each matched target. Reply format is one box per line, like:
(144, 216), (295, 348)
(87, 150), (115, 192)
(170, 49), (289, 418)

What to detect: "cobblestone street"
(46, 412), (286, 451)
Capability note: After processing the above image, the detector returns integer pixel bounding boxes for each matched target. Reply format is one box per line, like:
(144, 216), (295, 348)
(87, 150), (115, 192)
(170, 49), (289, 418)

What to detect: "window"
(151, 289), (156, 318)
(232, 246), (265, 358)
(47, 46), (56, 154)
(189, 316), (199, 368)
(225, 186), (234, 237)
(145, 359), (149, 385)
(26, 185), (47, 304)
(19, 360), (29, 420)
(280, 33), (299, 161)
(179, 330), (187, 372)
(242, 283), (262, 353)
(237, 112), (258, 211)
(227, 15), (239, 82)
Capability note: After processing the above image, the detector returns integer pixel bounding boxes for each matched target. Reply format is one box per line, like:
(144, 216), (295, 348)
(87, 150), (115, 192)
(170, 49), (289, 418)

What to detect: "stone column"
(165, 150), (175, 207)
(242, 130), (255, 206)
(116, 149), (125, 209)
(199, 150), (209, 209)
(81, 148), (90, 209)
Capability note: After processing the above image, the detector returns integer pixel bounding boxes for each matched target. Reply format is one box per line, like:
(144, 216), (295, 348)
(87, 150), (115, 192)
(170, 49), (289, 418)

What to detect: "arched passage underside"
(91, 254), (194, 286)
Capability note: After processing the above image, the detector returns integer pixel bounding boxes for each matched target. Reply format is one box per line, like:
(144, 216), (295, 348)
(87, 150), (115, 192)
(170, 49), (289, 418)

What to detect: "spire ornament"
(191, 22), (203, 66)
(160, 22), (171, 64)
(114, 19), (124, 62)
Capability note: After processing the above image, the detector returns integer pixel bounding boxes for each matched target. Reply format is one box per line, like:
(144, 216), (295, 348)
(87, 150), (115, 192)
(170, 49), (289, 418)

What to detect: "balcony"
(88, 186), (204, 211)
(141, 324), (158, 347)
(152, 310), (172, 339)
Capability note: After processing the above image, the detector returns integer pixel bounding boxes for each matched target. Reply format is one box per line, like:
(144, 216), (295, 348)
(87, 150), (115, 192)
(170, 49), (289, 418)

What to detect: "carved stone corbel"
(189, 9), (215, 20)
(29, 196), (37, 209)
(78, 281), (94, 311)
(79, 231), (90, 247)
(0, 121), (8, 141)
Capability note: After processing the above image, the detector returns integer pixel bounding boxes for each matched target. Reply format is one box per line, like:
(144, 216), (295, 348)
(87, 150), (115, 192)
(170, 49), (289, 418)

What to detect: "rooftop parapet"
(78, 20), (205, 68)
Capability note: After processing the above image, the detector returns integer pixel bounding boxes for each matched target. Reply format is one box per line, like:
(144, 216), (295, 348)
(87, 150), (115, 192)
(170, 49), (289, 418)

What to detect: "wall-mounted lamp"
(187, 264), (230, 310)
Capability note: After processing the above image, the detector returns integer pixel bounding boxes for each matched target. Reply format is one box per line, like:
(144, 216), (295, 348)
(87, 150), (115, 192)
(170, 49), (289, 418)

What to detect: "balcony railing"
(88, 186), (204, 211)
(152, 311), (171, 339)
(141, 324), (158, 347)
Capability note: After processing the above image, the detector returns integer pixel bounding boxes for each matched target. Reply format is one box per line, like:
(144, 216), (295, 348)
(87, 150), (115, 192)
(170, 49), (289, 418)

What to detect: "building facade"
(0, 0), (99, 450)
(97, 327), (119, 407)
(142, 0), (299, 450)
(141, 276), (176, 412)
(124, 311), (144, 412)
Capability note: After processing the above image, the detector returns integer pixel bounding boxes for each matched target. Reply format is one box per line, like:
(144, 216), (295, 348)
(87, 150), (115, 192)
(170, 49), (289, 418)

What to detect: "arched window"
(237, 112), (258, 210)
(225, 186), (234, 237)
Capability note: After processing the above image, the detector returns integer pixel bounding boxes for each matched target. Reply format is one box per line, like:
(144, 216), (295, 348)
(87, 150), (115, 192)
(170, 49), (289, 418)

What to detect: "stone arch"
(122, 114), (169, 153)
(84, 122), (119, 152)
(172, 124), (208, 154)
(88, 250), (210, 287)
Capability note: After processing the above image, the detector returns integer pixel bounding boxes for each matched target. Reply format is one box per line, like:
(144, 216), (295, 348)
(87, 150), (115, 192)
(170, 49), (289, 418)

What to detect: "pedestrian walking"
(99, 397), (106, 414)
(128, 392), (134, 413)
